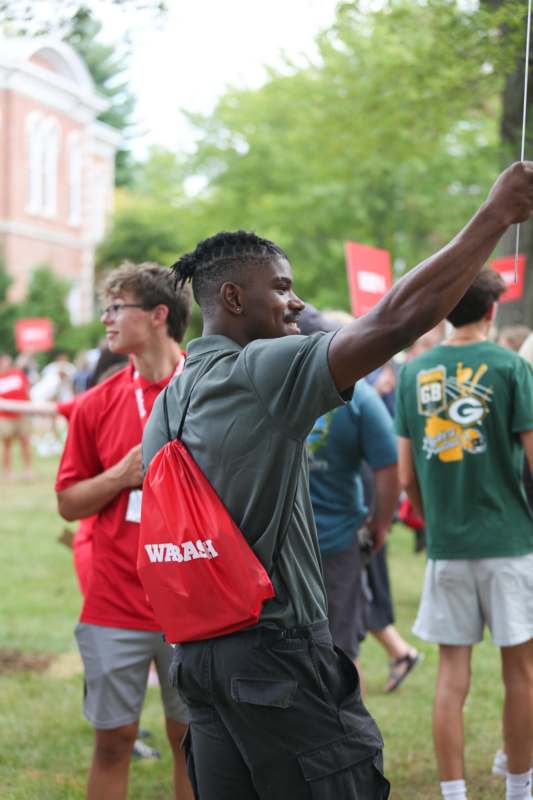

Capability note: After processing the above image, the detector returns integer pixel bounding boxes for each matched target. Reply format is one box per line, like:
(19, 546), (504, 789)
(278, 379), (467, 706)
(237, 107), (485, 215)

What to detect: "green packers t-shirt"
(395, 341), (533, 559)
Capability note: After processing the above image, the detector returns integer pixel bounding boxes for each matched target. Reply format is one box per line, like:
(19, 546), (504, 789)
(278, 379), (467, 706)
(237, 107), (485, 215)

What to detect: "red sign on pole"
(491, 255), (526, 304)
(344, 241), (392, 316)
(15, 318), (54, 352)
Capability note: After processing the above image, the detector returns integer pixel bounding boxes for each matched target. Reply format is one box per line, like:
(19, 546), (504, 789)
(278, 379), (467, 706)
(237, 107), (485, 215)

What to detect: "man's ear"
(151, 304), (170, 329)
(220, 282), (245, 315)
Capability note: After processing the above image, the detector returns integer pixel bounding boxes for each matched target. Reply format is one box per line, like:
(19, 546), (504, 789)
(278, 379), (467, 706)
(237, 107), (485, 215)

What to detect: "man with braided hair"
(143, 162), (533, 800)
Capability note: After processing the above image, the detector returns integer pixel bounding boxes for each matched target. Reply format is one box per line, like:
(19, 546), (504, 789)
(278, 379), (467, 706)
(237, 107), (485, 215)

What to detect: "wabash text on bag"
(138, 436), (275, 643)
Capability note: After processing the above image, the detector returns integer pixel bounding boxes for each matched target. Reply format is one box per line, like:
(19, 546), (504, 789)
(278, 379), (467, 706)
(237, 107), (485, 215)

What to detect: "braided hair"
(170, 231), (288, 312)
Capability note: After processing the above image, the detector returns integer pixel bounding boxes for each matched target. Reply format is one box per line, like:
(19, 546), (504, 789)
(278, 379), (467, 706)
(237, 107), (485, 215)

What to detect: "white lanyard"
(126, 354), (186, 523)
(132, 353), (185, 428)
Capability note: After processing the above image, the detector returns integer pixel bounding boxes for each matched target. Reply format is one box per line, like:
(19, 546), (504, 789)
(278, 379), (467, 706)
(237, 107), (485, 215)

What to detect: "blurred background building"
(0, 38), (120, 322)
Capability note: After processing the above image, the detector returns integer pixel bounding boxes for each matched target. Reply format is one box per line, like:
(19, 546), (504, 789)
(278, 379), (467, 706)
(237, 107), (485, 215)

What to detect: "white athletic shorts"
(75, 623), (189, 730)
(413, 554), (533, 647)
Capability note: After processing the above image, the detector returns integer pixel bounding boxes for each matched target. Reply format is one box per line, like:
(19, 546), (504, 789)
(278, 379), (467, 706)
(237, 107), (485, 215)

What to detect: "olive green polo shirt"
(142, 331), (348, 629)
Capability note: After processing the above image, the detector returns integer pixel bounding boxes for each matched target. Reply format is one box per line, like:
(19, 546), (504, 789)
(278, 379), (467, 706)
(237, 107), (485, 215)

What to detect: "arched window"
(26, 111), (44, 213)
(42, 117), (59, 217)
(68, 132), (82, 226)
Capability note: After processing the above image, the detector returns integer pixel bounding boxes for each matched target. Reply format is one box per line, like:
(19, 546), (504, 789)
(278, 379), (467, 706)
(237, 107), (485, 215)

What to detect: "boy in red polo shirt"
(56, 263), (193, 800)
(0, 353), (32, 477)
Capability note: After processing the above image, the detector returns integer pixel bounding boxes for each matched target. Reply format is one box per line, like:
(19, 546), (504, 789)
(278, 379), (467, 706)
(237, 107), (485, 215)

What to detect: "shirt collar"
(186, 335), (242, 360)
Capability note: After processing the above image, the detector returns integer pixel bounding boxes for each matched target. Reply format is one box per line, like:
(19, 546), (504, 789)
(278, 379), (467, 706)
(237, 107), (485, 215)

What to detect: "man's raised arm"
(329, 161), (533, 391)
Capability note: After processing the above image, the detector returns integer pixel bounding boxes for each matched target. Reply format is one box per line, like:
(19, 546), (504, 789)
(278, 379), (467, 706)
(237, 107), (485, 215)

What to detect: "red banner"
(15, 318), (54, 352)
(491, 255), (526, 304)
(345, 241), (392, 316)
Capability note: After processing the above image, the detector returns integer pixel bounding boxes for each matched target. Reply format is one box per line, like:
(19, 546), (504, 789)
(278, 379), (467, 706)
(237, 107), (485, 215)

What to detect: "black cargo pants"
(170, 620), (390, 799)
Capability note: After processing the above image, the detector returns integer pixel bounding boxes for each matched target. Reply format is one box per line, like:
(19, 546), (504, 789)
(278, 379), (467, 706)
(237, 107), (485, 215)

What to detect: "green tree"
(181, 0), (525, 311)
(63, 6), (136, 186)
(96, 198), (184, 270)
(97, 146), (215, 272)
(0, 254), (16, 354)
(0, 1), (166, 36)
(18, 266), (72, 341)
(480, 0), (533, 324)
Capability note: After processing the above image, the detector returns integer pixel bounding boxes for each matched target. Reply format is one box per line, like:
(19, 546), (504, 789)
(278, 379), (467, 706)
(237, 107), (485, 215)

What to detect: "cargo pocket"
(298, 737), (390, 799)
(230, 677), (297, 709)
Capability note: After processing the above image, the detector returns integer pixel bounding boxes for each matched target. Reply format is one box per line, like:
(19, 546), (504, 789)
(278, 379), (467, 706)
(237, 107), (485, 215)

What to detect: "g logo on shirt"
(448, 396), (485, 426)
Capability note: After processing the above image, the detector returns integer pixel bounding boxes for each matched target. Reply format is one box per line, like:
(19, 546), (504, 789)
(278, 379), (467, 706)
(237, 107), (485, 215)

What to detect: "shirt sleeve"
(55, 397), (103, 491)
(56, 398), (77, 420)
(243, 331), (350, 440)
(511, 357), (533, 434)
(394, 365), (411, 438)
(357, 382), (398, 469)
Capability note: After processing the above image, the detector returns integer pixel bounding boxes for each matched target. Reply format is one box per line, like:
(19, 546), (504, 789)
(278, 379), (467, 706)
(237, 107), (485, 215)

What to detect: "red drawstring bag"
(138, 369), (275, 643)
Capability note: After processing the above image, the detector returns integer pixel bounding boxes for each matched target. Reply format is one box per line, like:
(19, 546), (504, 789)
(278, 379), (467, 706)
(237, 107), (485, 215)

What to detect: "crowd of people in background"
(1, 164), (533, 800)
(1, 277), (533, 799)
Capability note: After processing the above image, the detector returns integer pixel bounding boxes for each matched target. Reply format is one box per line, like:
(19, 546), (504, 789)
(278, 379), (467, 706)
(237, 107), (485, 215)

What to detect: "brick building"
(0, 37), (120, 323)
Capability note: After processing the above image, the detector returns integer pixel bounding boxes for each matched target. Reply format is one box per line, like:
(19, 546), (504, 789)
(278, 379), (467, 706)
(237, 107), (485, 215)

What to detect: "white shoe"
(492, 750), (533, 778)
(492, 750), (507, 777)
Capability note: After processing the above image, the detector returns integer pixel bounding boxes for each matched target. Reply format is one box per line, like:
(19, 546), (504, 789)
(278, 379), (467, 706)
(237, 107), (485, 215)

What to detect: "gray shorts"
(413, 554), (533, 647)
(322, 532), (368, 660)
(75, 623), (189, 730)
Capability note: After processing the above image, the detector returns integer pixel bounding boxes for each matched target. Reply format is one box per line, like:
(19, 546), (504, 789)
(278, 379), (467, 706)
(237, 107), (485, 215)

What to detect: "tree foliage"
(17, 267), (72, 340)
(63, 6), (137, 186)
(0, 1), (166, 36)
(0, 254), (16, 354)
(92, 0), (533, 322)
(96, 194), (183, 271)
(177, 0), (527, 310)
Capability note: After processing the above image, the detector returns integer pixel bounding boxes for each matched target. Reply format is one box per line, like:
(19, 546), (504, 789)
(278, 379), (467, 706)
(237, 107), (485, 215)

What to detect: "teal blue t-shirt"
(307, 380), (397, 555)
(396, 342), (533, 559)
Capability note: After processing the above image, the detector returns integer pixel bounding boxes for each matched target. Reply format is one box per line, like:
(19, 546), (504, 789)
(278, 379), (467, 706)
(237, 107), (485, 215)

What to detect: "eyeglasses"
(100, 303), (145, 318)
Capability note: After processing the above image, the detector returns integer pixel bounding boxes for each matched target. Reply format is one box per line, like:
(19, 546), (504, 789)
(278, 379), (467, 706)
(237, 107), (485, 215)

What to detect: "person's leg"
(87, 723), (138, 800)
(2, 436), (13, 475)
(154, 635), (194, 799)
(477, 554), (533, 789)
(371, 624), (417, 660)
(187, 711), (259, 800)
(371, 625), (420, 692)
(321, 533), (366, 673)
(165, 717), (195, 800)
(501, 639), (533, 774)
(75, 624), (162, 799)
(18, 434), (33, 475)
(433, 645), (472, 782)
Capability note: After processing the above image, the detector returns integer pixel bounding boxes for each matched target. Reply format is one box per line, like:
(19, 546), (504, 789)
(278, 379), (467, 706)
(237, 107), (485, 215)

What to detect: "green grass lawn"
(0, 455), (505, 799)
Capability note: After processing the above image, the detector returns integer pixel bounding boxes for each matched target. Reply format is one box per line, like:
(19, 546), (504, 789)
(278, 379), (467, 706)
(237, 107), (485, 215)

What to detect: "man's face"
(240, 257), (305, 341)
(100, 291), (151, 354)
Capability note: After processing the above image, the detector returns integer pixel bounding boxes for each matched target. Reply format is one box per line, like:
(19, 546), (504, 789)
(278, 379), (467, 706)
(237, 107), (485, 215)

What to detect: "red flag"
(491, 255), (526, 303)
(15, 318), (54, 352)
(345, 241), (392, 316)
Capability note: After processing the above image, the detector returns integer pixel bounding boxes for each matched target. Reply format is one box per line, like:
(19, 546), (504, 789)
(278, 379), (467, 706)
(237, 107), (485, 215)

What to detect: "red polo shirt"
(0, 369), (30, 418)
(55, 361), (182, 630)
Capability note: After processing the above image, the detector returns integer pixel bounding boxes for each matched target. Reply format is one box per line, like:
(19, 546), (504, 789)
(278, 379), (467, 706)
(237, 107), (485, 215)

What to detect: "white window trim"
(42, 117), (59, 218)
(26, 110), (44, 214)
(68, 131), (82, 226)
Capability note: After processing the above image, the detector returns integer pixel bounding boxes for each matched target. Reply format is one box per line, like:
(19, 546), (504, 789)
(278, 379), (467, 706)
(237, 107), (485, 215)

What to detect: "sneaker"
(132, 739), (160, 760)
(492, 750), (533, 778)
(492, 750), (507, 777)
